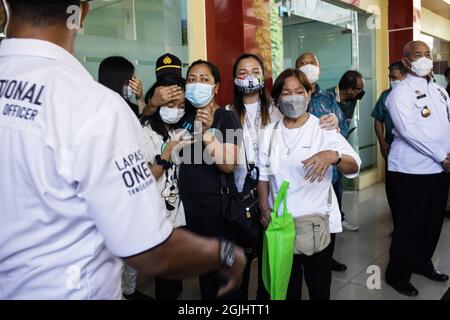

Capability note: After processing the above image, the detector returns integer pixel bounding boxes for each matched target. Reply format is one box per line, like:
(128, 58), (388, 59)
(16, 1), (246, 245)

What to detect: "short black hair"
(445, 67), (450, 78)
(338, 70), (363, 90)
(389, 61), (407, 75)
(98, 56), (134, 96)
(8, 0), (81, 26)
(187, 60), (221, 84)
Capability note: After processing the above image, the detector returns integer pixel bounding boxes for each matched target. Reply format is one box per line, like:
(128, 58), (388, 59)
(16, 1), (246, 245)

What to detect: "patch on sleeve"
(114, 150), (155, 196)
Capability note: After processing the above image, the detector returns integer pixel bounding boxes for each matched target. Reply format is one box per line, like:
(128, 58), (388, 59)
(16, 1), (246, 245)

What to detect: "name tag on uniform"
(417, 94), (427, 100)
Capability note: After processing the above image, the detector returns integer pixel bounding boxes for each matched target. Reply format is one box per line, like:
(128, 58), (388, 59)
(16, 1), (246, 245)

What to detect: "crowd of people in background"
(101, 41), (450, 300)
(97, 50), (367, 300)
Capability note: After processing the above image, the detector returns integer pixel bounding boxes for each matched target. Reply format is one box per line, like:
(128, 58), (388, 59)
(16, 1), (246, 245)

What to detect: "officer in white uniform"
(385, 40), (450, 297)
(0, 0), (245, 300)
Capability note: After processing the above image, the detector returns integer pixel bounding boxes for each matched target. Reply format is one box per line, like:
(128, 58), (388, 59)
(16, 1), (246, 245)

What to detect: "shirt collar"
(312, 83), (320, 97)
(405, 72), (431, 86)
(0, 38), (93, 81)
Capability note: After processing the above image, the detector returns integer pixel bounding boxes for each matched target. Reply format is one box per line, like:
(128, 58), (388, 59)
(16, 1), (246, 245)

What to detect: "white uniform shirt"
(226, 103), (282, 192)
(257, 115), (361, 233)
(141, 126), (186, 228)
(387, 73), (450, 174)
(0, 39), (173, 300)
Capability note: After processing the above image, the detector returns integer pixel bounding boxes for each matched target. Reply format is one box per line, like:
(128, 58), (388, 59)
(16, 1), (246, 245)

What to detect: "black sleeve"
(215, 109), (242, 146)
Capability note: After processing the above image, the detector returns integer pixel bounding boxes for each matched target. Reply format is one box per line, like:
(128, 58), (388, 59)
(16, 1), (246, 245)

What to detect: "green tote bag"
(262, 181), (296, 300)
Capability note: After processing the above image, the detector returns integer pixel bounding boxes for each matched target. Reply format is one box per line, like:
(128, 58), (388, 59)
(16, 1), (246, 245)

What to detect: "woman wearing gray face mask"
(256, 69), (361, 300)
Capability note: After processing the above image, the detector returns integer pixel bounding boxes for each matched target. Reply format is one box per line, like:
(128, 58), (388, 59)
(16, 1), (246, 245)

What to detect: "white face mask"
(390, 80), (401, 89)
(408, 57), (433, 77)
(278, 95), (309, 119)
(159, 107), (185, 124)
(299, 64), (320, 84)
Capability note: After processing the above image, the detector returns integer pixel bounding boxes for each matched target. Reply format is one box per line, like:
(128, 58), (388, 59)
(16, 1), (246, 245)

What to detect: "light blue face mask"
(185, 83), (215, 108)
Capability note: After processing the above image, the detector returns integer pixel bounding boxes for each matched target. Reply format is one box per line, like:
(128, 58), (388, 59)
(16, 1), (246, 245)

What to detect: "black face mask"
(355, 90), (366, 101)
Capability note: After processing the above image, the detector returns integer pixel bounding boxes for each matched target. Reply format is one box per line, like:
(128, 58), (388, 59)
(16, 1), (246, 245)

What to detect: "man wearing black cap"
(0, 0), (246, 300)
(142, 53), (185, 119)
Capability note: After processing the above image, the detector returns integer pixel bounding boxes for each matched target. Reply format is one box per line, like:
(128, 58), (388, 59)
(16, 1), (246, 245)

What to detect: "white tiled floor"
(137, 183), (450, 300)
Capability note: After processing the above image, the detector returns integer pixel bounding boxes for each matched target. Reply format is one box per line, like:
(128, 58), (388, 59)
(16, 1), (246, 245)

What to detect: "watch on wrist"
(219, 239), (236, 269)
(155, 155), (172, 170)
(334, 151), (342, 165)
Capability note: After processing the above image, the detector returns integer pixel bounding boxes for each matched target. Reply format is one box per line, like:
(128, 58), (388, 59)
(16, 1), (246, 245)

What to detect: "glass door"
(272, 0), (378, 183)
(75, 0), (189, 93)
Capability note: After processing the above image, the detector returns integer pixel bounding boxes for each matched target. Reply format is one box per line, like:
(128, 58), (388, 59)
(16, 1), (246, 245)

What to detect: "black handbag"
(220, 148), (260, 250)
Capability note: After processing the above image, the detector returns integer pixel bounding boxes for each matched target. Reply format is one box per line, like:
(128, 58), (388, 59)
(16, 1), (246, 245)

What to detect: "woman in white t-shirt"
(227, 54), (342, 300)
(257, 69), (361, 300)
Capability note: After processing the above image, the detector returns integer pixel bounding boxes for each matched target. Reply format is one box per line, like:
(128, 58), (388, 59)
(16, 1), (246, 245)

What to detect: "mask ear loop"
(1, 0), (9, 35)
(402, 57), (414, 73)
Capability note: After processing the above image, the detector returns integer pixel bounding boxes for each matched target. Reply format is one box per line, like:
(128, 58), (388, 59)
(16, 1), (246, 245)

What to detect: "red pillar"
(205, 0), (273, 106)
(388, 0), (415, 63)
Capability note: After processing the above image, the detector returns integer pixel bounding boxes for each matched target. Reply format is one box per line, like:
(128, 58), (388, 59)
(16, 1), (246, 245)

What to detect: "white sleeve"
(142, 126), (159, 165)
(387, 88), (448, 163)
(257, 126), (271, 182)
(324, 130), (361, 179)
(72, 97), (173, 258)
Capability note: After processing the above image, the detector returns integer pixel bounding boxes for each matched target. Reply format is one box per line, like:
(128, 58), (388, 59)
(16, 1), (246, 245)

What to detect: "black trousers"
(256, 224), (270, 301)
(155, 278), (183, 300)
(155, 226), (184, 300)
(385, 171), (450, 285)
(384, 158), (397, 231)
(332, 179), (345, 221)
(238, 218), (270, 301)
(183, 194), (241, 300)
(286, 235), (334, 300)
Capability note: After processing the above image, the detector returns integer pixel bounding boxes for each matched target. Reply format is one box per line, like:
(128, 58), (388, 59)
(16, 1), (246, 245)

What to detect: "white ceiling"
(422, 0), (450, 20)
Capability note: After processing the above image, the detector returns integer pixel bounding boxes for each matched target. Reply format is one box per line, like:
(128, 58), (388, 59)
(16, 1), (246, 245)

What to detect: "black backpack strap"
(220, 172), (230, 195)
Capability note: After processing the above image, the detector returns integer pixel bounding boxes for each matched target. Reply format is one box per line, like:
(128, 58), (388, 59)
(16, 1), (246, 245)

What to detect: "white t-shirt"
(226, 102), (283, 192)
(0, 39), (173, 300)
(141, 126), (186, 228)
(257, 115), (361, 233)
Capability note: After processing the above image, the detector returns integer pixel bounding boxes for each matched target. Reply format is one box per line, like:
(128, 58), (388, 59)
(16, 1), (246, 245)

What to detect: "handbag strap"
(326, 186), (332, 215)
(272, 181), (289, 217)
(220, 173), (230, 195)
(242, 139), (251, 172)
(267, 121), (280, 202)
(267, 120), (280, 159)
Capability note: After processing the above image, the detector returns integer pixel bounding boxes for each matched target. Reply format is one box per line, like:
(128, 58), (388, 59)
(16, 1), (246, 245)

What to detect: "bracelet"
(333, 151), (342, 166)
(155, 155), (172, 170)
(219, 239), (236, 269)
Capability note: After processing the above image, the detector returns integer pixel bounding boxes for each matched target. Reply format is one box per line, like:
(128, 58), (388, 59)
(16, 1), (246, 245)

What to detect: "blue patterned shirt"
(309, 84), (349, 183)
(310, 84), (349, 138)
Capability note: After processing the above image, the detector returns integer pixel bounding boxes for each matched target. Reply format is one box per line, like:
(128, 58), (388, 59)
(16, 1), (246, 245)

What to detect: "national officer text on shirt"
(0, 79), (44, 121)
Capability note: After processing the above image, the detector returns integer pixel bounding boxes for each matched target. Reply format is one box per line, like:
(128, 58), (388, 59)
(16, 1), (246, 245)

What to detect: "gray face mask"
(278, 95), (309, 118)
